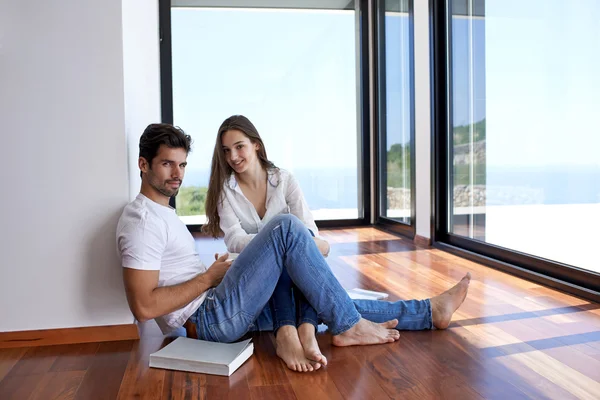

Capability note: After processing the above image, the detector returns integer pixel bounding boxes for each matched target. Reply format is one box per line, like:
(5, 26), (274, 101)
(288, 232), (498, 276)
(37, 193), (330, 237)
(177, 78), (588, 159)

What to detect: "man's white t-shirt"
(116, 193), (208, 334)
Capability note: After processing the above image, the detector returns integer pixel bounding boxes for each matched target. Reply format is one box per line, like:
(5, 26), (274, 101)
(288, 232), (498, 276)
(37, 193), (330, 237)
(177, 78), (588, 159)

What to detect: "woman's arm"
(284, 171), (319, 234)
(284, 171), (330, 257)
(218, 193), (256, 253)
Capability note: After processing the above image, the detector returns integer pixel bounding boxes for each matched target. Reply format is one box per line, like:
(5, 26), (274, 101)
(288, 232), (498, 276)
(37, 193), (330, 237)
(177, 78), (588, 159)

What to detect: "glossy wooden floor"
(1, 228), (599, 399)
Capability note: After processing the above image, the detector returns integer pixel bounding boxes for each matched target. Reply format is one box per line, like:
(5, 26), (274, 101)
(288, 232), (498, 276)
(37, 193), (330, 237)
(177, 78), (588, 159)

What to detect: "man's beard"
(158, 186), (179, 198)
(151, 180), (180, 198)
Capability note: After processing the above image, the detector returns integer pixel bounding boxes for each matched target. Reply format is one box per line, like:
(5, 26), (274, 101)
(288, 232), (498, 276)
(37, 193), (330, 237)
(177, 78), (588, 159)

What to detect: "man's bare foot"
(275, 326), (320, 372)
(430, 272), (472, 329)
(332, 318), (400, 347)
(298, 323), (327, 367)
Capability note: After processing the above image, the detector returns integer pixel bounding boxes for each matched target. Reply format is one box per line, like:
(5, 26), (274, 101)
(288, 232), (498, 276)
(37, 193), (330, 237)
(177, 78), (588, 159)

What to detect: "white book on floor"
(347, 288), (389, 300)
(149, 337), (253, 376)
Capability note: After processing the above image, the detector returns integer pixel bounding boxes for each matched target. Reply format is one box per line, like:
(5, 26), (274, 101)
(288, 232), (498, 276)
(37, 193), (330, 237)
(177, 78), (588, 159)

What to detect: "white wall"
(0, 0), (134, 331)
(122, 0), (162, 202)
(414, 0), (432, 239)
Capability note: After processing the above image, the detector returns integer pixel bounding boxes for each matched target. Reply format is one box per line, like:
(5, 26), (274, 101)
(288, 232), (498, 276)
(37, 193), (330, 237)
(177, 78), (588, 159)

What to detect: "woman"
(204, 115), (330, 372)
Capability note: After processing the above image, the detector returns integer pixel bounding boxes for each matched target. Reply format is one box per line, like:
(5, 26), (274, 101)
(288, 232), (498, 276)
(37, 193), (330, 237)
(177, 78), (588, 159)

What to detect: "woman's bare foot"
(430, 272), (472, 329)
(275, 326), (320, 372)
(298, 323), (327, 367)
(332, 318), (400, 347)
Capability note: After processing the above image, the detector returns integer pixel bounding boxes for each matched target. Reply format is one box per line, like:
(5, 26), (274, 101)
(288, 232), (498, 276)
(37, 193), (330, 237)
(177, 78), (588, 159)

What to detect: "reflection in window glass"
(449, 0), (600, 272)
(380, 0), (412, 224)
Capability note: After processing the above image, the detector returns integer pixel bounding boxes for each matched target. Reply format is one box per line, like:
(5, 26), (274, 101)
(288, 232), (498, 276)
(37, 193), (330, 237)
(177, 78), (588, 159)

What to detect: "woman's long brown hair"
(203, 115), (276, 238)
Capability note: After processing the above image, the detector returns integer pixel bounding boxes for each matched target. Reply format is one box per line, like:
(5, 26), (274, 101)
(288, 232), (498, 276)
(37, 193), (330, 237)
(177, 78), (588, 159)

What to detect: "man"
(117, 123), (471, 371)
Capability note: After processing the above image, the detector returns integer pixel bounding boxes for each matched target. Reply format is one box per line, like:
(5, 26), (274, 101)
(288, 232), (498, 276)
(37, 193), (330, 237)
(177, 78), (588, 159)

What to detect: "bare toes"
(307, 352), (327, 365)
(317, 354), (328, 366)
(381, 319), (398, 329)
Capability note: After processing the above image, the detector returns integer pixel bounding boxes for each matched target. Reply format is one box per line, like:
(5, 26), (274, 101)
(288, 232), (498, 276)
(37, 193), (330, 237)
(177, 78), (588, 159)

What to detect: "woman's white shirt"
(217, 168), (319, 253)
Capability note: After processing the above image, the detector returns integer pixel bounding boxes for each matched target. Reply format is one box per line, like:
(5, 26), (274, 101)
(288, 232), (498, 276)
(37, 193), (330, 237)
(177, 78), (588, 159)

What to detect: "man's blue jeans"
(190, 214), (433, 343)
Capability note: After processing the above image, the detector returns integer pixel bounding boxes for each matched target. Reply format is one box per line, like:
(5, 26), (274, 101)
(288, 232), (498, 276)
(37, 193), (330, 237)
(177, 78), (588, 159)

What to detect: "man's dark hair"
(139, 123), (193, 178)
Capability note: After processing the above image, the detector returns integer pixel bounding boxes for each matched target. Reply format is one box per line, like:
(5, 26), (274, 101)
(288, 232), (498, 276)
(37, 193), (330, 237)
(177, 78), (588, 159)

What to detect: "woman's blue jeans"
(190, 214), (433, 343)
(269, 228), (319, 333)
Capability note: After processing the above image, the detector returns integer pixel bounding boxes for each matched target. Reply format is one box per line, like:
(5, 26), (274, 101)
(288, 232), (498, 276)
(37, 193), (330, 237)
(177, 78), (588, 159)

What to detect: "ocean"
(182, 167), (360, 209)
(181, 165), (600, 209)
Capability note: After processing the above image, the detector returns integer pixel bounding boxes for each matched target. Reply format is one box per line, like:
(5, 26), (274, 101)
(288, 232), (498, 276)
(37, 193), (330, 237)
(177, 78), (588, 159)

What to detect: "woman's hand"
(313, 237), (330, 258)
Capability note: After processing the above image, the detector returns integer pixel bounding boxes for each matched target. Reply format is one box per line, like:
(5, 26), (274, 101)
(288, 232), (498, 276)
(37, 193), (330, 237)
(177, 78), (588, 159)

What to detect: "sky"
(171, 8), (359, 176)
(452, 0), (600, 168)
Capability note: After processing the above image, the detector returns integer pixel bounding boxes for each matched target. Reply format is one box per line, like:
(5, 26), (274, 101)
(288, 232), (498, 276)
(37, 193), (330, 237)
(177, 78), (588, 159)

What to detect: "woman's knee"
(272, 213), (299, 225)
(264, 214), (311, 246)
(268, 214), (304, 232)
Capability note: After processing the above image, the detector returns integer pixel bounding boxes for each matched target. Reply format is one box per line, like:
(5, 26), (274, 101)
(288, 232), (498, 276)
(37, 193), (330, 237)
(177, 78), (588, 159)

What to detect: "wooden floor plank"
(284, 369), (344, 400)
(353, 333), (485, 400)
(325, 347), (393, 400)
(282, 333), (344, 400)
(5, 345), (65, 377)
(116, 335), (167, 400)
(50, 342), (100, 372)
(245, 333), (290, 387)
(249, 383), (297, 400)
(0, 374), (45, 400)
(491, 319), (600, 382)
(449, 324), (581, 399)
(29, 371), (86, 400)
(0, 347), (27, 381)
(161, 370), (207, 400)
(204, 360), (253, 399)
(437, 331), (539, 400)
(75, 340), (133, 400)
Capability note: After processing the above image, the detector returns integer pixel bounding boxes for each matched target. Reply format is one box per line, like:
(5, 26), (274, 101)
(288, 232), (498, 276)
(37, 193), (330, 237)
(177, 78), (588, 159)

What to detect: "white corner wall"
(414, 1), (432, 239)
(0, 0), (134, 331)
(122, 0), (162, 202)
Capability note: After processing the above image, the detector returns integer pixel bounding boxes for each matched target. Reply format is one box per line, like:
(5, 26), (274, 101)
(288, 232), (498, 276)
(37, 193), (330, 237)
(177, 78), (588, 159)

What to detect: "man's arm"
(122, 254), (231, 322)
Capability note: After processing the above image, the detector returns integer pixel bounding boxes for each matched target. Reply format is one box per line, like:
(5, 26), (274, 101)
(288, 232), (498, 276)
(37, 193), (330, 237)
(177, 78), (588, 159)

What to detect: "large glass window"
(447, 0), (600, 274)
(166, 1), (365, 225)
(377, 0), (414, 227)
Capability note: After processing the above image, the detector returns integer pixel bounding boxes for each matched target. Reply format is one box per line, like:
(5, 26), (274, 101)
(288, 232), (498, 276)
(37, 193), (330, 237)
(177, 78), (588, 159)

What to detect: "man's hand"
(313, 237), (331, 258)
(122, 255), (232, 322)
(205, 253), (232, 287)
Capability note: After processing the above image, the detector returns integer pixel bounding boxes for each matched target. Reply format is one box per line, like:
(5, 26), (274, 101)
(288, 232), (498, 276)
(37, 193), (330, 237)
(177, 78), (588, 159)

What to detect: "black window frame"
(373, 0), (416, 238)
